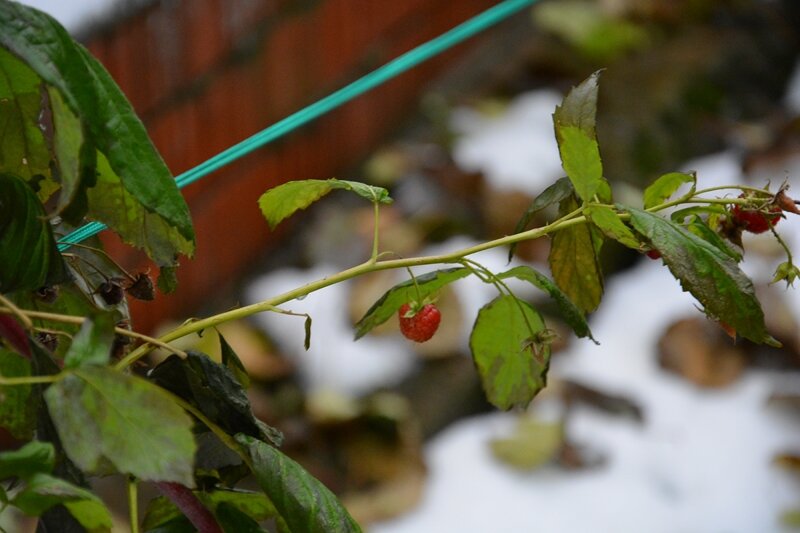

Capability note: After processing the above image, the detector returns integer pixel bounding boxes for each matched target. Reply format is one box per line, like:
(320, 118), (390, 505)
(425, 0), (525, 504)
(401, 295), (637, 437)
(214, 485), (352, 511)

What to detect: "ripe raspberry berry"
(398, 302), (441, 343)
(645, 249), (661, 260)
(730, 193), (782, 234)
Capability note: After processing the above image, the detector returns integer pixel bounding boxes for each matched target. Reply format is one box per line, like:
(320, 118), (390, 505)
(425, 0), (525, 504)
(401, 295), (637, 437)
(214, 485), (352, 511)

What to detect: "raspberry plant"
(0, 2), (796, 532)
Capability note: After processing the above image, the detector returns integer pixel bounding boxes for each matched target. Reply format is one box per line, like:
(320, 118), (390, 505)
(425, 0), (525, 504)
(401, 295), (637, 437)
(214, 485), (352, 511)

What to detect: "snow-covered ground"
(246, 86), (800, 532)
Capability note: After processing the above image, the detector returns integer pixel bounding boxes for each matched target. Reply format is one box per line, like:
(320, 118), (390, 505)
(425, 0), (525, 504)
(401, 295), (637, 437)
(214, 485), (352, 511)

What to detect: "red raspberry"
(645, 249), (661, 260)
(730, 194), (781, 234)
(398, 302), (441, 342)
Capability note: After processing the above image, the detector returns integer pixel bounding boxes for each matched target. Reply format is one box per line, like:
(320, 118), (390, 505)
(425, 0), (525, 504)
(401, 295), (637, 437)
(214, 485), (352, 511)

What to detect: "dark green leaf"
(548, 195), (603, 313)
(148, 352), (282, 446)
(353, 267), (471, 339)
(684, 215), (742, 262)
(643, 172), (695, 209)
(508, 177), (573, 262)
(0, 2), (195, 263)
(670, 204), (727, 223)
(63, 313), (115, 368)
(44, 367), (196, 485)
(470, 295), (551, 410)
(216, 502), (265, 533)
(0, 440), (54, 480)
(143, 490), (276, 532)
(552, 71), (609, 203)
(628, 207), (775, 344)
(157, 265), (179, 294)
(584, 204), (641, 249)
(235, 434), (361, 533)
(496, 266), (595, 342)
(12, 472), (113, 532)
(258, 179), (392, 230)
(0, 173), (67, 292)
(219, 332), (250, 389)
(0, 348), (37, 439)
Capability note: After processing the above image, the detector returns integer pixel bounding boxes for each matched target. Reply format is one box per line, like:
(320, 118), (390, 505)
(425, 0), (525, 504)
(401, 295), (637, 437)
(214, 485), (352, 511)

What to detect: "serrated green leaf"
(12, 472), (112, 532)
(258, 179), (392, 230)
(64, 313), (115, 368)
(0, 441), (54, 480)
(44, 367), (196, 485)
(643, 172), (695, 209)
(628, 207), (774, 344)
(496, 266), (595, 342)
(235, 434), (361, 533)
(585, 204), (640, 249)
(553, 70), (602, 136)
(508, 177), (573, 262)
(470, 295), (550, 410)
(548, 195), (603, 313)
(556, 126), (604, 202)
(353, 267), (471, 339)
(148, 352), (282, 446)
(0, 348), (37, 439)
(0, 173), (68, 293)
(0, 2), (195, 262)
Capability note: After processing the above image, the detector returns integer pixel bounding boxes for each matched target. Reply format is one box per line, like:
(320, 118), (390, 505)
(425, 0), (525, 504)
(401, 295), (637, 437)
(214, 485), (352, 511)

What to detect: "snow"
(19, 0), (130, 33)
(242, 89), (800, 531)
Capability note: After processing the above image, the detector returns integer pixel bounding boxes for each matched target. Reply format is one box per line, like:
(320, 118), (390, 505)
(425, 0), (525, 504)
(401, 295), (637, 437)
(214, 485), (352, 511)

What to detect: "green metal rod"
(58, 0), (538, 249)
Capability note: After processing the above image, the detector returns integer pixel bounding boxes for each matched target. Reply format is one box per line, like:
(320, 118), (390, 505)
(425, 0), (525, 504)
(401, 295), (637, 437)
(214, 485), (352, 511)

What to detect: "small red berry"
(646, 249), (661, 260)
(398, 302), (441, 343)
(730, 194), (782, 234)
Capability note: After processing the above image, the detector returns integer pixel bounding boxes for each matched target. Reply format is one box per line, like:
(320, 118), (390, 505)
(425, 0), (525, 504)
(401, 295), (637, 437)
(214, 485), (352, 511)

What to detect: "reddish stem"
(0, 315), (31, 358)
(155, 482), (223, 533)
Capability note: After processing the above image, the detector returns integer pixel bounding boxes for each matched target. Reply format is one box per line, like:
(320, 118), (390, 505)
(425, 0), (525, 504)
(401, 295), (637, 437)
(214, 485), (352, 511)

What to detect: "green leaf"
(44, 367), (196, 485)
(0, 173), (68, 293)
(0, 348), (37, 439)
(353, 267), (471, 339)
(64, 313), (115, 368)
(670, 204), (727, 223)
(684, 215), (742, 262)
(258, 179), (392, 230)
(0, 2), (195, 262)
(219, 332), (250, 389)
(235, 434), (361, 533)
(143, 490), (277, 531)
(508, 177), (573, 261)
(12, 472), (112, 531)
(215, 502), (265, 533)
(470, 295), (551, 410)
(548, 195), (603, 313)
(496, 266), (595, 342)
(148, 352), (282, 447)
(157, 265), (180, 295)
(552, 71), (609, 203)
(584, 204), (641, 249)
(0, 441), (55, 480)
(643, 172), (695, 209)
(628, 207), (775, 344)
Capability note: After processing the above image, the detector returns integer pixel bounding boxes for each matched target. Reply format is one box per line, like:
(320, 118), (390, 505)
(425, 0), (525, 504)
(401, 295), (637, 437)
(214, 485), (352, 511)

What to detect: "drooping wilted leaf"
(63, 313), (115, 369)
(642, 172), (695, 210)
(469, 295), (551, 410)
(0, 348), (37, 439)
(508, 177), (573, 261)
(0, 2), (195, 263)
(236, 434), (362, 533)
(44, 367), (196, 485)
(0, 440), (55, 480)
(0, 173), (67, 293)
(496, 266), (595, 342)
(552, 71), (609, 203)
(258, 179), (392, 230)
(12, 472), (113, 532)
(148, 352), (282, 446)
(584, 204), (640, 249)
(548, 195), (603, 313)
(353, 267), (471, 339)
(628, 207), (775, 344)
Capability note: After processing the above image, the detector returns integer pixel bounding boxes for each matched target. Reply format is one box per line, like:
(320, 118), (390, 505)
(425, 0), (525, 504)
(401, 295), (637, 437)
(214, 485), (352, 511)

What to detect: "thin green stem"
(370, 201), (380, 263)
(117, 211), (590, 369)
(128, 476), (140, 533)
(0, 294), (33, 330)
(0, 374), (61, 386)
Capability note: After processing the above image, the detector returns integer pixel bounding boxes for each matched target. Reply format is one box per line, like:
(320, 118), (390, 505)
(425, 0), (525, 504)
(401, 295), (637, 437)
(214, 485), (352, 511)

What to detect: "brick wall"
(84, 0), (504, 332)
